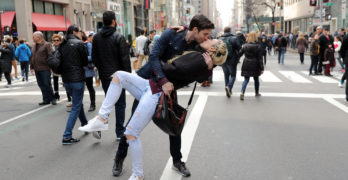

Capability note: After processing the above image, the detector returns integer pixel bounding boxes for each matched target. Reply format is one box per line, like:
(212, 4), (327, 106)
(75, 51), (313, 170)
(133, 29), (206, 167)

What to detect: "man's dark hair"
(324, 28), (329, 31)
(149, 30), (156, 34)
(19, 39), (24, 44)
(189, 14), (215, 31)
(140, 30), (145, 35)
(103, 11), (116, 26)
(5, 38), (11, 43)
(340, 28), (345, 32)
(224, 27), (231, 33)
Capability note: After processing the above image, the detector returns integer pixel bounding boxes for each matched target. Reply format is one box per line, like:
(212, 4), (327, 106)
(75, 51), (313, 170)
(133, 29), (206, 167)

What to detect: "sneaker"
(92, 131), (101, 139)
(78, 116), (109, 132)
(5, 84), (11, 88)
(22, 78), (25, 82)
(112, 156), (125, 177)
(172, 161), (191, 177)
(240, 93), (244, 101)
(62, 137), (80, 145)
(255, 93), (261, 97)
(338, 81), (344, 88)
(116, 137), (121, 141)
(128, 174), (144, 180)
(225, 86), (231, 98)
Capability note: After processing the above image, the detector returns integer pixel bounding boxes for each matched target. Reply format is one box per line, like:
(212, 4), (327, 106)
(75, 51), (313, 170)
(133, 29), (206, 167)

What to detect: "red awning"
(1, 11), (15, 31)
(32, 13), (71, 31)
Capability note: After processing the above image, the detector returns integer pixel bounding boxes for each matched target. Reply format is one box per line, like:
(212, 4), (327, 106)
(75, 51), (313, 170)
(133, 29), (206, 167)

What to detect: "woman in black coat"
(239, 32), (264, 100)
(0, 43), (14, 87)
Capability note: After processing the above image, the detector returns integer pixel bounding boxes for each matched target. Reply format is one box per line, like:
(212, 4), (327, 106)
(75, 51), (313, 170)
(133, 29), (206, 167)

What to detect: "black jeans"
(20, 61), (29, 81)
(263, 54), (267, 65)
(53, 75), (59, 92)
(101, 78), (126, 138)
(310, 55), (319, 74)
(85, 77), (96, 106)
(116, 99), (183, 163)
(318, 53), (324, 73)
(299, 53), (304, 63)
(4, 72), (11, 85)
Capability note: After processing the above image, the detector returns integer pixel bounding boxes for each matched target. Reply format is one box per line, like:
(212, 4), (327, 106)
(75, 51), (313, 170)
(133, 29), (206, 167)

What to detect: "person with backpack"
(143, 30), (156, 56)
(219, 27), (241, 98)
(15, 39), (31, 82)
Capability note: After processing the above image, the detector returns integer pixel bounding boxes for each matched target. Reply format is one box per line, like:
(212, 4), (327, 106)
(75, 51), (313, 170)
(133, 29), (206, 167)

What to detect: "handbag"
(47, 49), (62, 74)
(152, 83), (197, 136)
(87, 61), (95, 70)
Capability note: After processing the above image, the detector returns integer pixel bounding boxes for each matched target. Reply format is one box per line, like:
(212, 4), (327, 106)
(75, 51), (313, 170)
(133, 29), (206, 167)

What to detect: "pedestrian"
(78, 39), (226, 180)
(81, 32), (96, 112)
(15, 39), (31, 82)
(323, 44), (335, 76)
(88, 14), (215, 179)
(60, 25), (88, 145)
(91, 11), (132, 141)
(0, 43), (14, 87)
(309, 33), (320, 75)
(51, 34), (62, 101)
(267, 35), (273, 55)
(339, 33), (348, 90)
(318, 28), (334, 74)
(30, 31), (56, 105)
(260, 36), (268, 65)
(219, 27), (241, 98)
(135, 30), (149, 70)
(334, 36), (344, 71)
(239, 32), (264, 100)
(296, 33), (308, 64)
(275, 32), (287, 64)
(6, 38), (18, 80)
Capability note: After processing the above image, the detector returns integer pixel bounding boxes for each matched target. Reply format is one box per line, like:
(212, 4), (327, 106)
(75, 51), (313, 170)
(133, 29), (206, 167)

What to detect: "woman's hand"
(169, 26), (185, 32)
(203, 52), (213, 70)
(162, 82), (174, 96)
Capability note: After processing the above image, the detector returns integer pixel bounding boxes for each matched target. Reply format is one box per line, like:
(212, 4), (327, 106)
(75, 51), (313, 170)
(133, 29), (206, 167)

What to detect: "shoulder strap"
(187, 82), (197, 108)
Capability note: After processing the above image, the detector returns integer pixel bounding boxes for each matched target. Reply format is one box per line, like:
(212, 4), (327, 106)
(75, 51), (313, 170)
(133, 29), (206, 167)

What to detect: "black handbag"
(152, 83), (197, 136)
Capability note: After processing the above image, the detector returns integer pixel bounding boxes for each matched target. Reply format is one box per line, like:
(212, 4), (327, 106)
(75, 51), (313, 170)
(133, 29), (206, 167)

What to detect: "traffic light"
(310, 0), (317, 6)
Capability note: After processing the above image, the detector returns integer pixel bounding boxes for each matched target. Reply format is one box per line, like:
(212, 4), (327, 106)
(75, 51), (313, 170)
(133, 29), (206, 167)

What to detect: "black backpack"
(47, 49), (62, 74)
(143, 38), (152, 55)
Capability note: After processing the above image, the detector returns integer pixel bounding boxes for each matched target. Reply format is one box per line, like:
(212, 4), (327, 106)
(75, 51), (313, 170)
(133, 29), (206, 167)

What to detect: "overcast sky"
(216, 0), (234, 27)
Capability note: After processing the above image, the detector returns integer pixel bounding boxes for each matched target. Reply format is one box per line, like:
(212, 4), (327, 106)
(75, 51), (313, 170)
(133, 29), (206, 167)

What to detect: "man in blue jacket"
(112, 14), (215, 178)
(15, 39), (31, 82)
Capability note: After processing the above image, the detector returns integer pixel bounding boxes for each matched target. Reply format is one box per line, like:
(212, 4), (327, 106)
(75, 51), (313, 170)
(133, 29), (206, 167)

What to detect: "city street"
(1, 52), (348, 180)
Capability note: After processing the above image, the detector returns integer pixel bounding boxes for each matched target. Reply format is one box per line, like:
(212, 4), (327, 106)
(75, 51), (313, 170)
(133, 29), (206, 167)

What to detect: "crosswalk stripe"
(279, 71), (312, 83)
(300, 71), (338, 83)
(260, 71), (283, 82)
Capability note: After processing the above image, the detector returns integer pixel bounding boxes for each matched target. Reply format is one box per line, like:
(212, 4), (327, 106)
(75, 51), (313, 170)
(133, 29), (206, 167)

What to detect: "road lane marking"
(301, 71), (338, 83)
(0, 98), (67, 127)
(260, 71), (282, 82)
(279, 71), (312, 83)
(160, 95), (208, 180)
(322, 97), (348, 114)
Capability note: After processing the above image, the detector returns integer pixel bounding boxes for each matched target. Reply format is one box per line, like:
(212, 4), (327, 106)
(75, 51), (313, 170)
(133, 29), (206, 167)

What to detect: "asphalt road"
(0, 52), (348, 180)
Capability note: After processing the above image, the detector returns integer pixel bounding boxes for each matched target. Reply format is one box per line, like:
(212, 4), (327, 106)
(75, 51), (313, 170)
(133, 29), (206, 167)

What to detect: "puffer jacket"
(0, 47), (14, 73)
(239, 43), (264, 77)
(59, 34), (88, 83)
(15, 43), (31, 61)
(92, 26), (131, 79)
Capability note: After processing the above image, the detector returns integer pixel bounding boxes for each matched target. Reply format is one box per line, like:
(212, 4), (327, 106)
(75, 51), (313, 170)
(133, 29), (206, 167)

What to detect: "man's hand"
(203, 52), (213, 70)
(169, 26), (185, 33)
(30, 69), (35, 75)
(162, 82), (174, 96)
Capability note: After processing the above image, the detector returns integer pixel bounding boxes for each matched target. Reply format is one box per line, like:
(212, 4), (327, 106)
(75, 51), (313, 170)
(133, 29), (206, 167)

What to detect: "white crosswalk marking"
(300, 71), (338, 83)
(260, 71), (282, 82)
(279, 71), (312, 83)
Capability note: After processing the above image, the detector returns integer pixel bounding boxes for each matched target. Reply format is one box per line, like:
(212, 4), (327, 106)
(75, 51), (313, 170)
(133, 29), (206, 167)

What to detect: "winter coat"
(30, 41), (52, 71)
(324, 48), (335, 67)
(239, 43), (264, 77)
(275, 36), (287, 50)
(319, 34), (334, 56)
(296, 38), (308, 53)
(310, 39), (320, 56)
(0, 47), (14, 73)
(59, 34), (88, 83)
(92, 26), (131, 80)
(83, 42), (96, 78)
(219, 33), (242, 66)
(15, 43), (31, 61)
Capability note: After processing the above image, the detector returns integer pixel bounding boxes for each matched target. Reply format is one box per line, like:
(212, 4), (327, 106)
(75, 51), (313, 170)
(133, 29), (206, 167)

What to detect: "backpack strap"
(186, 82), (197, 108)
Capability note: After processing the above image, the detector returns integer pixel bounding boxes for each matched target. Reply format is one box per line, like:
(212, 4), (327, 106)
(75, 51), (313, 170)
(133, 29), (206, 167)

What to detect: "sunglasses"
(53, 40), (60, 42)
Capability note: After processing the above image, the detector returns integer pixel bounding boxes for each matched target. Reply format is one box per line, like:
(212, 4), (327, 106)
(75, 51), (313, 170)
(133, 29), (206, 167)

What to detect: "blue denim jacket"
(137, 29), (198, 81)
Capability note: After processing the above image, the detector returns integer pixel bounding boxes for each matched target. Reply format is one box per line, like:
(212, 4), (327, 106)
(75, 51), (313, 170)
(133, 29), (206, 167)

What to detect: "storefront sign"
(107, 1), (121, 14)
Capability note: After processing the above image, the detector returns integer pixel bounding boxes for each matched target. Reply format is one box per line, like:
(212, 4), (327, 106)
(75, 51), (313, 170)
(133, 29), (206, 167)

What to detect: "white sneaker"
(128, 174), (144, 180)
(78, 116), (109, 132)
(338, 81), (344, 88)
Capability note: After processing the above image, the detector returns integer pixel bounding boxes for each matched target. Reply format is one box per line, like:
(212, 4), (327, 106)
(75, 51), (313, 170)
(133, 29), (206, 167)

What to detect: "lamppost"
(0, 10), (3, 42)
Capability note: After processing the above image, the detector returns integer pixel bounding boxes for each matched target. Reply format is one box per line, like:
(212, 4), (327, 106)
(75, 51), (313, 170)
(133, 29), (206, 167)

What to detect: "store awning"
(32, 13), (71, 31)
(1, 11), (15, 31)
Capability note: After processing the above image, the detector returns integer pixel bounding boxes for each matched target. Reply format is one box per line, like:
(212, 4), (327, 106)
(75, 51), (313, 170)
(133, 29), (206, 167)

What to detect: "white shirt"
(136, 35), (148, 55)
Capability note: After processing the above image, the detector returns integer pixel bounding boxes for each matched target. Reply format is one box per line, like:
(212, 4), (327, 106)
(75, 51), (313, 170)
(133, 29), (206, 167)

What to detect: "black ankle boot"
(88, 104), (96, 112)
(112, 156), (124, 177)
(54, 92), (60, 101)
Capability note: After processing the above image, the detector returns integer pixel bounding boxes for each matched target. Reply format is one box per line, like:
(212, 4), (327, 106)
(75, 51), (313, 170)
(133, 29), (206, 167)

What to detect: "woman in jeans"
(309, 34), (320, 75)
(78, 39), (227, 180)
(0, 43), (14, 87)
(239, 32), (264, 100)
(60, 25), (88, 144)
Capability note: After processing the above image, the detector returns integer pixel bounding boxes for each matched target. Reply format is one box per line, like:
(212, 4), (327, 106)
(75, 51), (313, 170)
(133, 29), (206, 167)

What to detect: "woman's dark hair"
(189, 14), (215, 32)
(103, 11), (116, 26)
(61, 24), (80, 45)
(81, 31), (87, 41)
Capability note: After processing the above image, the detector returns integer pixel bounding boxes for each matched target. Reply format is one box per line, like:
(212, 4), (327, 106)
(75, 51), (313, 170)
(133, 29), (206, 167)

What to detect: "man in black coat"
(318, 28), (334, 74)
(92, 11), (132, 140)
(339, 34), (348, 101)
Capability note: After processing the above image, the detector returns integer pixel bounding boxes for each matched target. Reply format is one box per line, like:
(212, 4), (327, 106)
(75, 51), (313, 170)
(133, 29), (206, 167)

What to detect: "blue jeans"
(221, 63), (237, 90)
(337, 54), (345, 69)
(35, 70), (55, 103)
(278, 48), (286, 64)
(101, 78), (126, 138)
(20, 61), (29, 81)
(63, 82), (88, 139)
(241, 76), (260, 94)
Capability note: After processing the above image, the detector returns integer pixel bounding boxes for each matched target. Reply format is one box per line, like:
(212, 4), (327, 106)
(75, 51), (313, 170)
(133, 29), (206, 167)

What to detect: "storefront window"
(54, 4), (63, 15)
(33, 0), (44, 13)
(44, 2), (54, 15)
